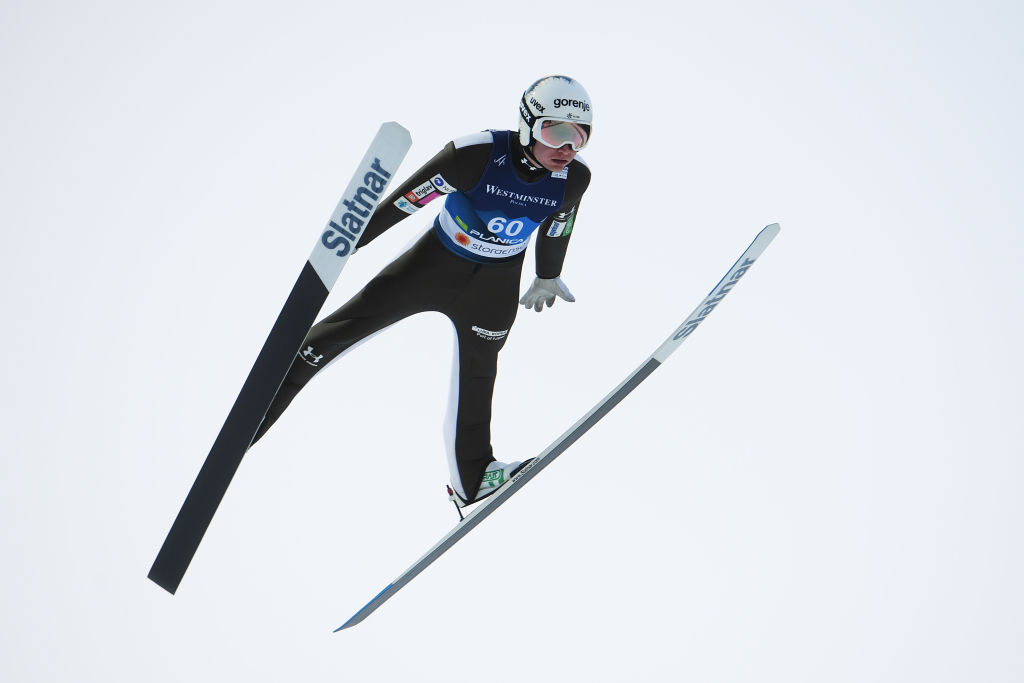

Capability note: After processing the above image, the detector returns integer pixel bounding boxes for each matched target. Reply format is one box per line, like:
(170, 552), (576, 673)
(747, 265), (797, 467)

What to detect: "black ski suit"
(253, 129), (591, 501)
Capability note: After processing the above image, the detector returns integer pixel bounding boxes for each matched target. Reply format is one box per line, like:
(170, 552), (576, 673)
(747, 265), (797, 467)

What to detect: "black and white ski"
(149, 123), (412, 594)
(335, 222), (781, 631)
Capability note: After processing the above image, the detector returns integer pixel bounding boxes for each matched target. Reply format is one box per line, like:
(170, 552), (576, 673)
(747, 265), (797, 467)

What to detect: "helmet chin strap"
(513, 138), (546, 175)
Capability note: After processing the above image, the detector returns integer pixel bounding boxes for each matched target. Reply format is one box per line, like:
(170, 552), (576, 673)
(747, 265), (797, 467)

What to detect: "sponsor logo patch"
(299, 345), (324, 366)
(394, 197), (418, 214)
(546, 208), (575, 237)
(472, 325), (509, 341)
(431, 174), (456, 194)
(409, 181), (435, 200)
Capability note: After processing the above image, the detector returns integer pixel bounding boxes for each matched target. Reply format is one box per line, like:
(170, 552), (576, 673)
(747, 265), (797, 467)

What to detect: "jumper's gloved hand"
(519, 277), (575, 312)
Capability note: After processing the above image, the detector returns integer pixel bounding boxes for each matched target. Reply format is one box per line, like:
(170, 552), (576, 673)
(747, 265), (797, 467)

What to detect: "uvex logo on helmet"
(553, 98), (590, 112)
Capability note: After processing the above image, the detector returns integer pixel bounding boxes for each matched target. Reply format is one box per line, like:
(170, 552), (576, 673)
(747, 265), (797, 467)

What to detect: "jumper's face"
(529, 141), (577, 172)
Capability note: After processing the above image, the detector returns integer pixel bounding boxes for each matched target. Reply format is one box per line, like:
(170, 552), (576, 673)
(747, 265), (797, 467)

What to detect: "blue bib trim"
(433, 131), (568, 263)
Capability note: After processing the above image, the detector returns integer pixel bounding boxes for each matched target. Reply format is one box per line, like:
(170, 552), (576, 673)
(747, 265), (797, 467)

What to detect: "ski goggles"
(533, 119), (590, 151)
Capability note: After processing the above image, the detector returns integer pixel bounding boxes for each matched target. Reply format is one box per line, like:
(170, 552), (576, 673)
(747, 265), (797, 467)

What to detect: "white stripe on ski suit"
(319, 226), (469, 500)
(443, 320), (464, 500)
(312, 314), (464, 500)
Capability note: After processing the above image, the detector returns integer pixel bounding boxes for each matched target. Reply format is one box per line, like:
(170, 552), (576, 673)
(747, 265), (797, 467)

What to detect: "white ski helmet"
(518, 75), (593, 149)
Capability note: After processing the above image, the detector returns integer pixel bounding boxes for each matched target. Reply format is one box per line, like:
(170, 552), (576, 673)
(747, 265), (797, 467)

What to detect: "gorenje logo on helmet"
(553, 98), (590, 112)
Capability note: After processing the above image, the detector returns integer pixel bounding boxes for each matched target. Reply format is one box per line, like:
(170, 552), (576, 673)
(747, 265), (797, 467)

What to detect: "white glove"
(519, 277), (575, 312)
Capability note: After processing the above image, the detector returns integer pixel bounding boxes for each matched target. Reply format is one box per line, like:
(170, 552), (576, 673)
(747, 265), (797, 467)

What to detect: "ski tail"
(148, 123), (412, 595)
(148, 263), (329, 593)
(334, 223), (781, 630)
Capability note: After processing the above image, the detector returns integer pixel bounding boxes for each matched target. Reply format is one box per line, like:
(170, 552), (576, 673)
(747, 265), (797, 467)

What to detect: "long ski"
(335, 222), (781, 631)
(149, 122), (412, 594)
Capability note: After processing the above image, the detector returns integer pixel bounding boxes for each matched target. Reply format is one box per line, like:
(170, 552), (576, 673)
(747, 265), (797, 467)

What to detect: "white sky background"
(2, 0), (1022, 680)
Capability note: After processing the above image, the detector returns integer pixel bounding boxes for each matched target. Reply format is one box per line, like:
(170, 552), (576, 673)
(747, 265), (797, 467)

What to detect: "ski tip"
(379, 121), (413, 143)
(763, 222), (781, 235)
(147, 567), (181, 595)
(333, 583), (395, 632)
(334, 611), (366, 632)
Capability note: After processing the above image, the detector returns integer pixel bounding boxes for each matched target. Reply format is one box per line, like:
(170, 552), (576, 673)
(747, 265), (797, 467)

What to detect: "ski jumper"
(252, 130), (592, 501)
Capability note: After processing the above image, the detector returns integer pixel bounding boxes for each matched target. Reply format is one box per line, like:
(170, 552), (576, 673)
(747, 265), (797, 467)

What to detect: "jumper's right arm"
(356, 139), (490, 249)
